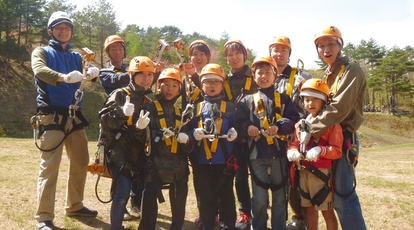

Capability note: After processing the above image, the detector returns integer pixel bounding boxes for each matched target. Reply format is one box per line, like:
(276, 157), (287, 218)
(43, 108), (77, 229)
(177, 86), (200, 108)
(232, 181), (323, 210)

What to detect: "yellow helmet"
(314, 25), (343, 47)
(104, 35), (125, 54)
(269, 35), (292, 51)
(300, 78), (330, 102)
(200, 63), (226, 82)
(188, 39), (211, 56)
(128, 56), (155, 73)
(224, 39), (248, 59)
(157, 68), (183, 85)
(251, 55), (277, 71)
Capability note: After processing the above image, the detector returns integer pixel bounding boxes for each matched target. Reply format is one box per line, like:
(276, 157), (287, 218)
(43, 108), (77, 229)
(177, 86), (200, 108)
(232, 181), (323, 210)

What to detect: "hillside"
(1, 61), (413, 146)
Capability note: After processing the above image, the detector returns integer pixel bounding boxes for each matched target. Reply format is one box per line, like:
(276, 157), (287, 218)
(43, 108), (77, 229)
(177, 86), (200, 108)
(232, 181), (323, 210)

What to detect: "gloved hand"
(193, 128), (205, 141)
(306, 146), (321, 161)
(177, 133), (189, 144)
(86, 66), (99, 80)
(294, 75), (305, 87)
(122, 96), (134, 116)
(287, 151), (302, 162)
(62, 71), (83, 83)
(136, 110), (150, 129)
(227, 127), (238, 142)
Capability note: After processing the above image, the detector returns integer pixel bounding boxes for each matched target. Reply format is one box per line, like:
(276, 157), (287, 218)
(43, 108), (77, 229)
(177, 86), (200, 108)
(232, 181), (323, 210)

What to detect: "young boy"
(99, 56), (154, 230)
(223, 39), (258, 229)
(138, 68), (194, 230)
(236, 55), (299, 230)
(189, 63), (238, 230)
(287, 78), (343, 230)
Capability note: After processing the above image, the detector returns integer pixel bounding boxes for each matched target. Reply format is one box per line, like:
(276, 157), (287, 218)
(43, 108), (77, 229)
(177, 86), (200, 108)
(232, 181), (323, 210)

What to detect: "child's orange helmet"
(314, 25), (343, 47)
(104, 35), (125, 54)
(300, 78), (330, 102)
(128, 56), (155, 73)
(157, 68), (183, 85)
(251, 55), (277, 71)
(200, 63), (226, 81)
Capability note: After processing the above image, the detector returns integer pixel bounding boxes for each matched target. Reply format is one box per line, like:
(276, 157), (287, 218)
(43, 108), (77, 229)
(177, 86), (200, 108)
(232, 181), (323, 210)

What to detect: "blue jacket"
(35, 40), (83, 109)
(189, 93), (236, 165)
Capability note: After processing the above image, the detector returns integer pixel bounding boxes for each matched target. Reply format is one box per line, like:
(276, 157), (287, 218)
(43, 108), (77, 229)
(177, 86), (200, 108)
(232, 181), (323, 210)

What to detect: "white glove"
(294, 75), (305, 87)
(177, 133), (189, 144)
(306, 146), (321, 161)
(86, 66), (99, 80)
(226, 127), (238, 142)
(136, 110), (150, 129)
(287, 151), (302, 162)
(122, 96), (134, 116)
(193, 128), (205, 141)
(62, 71), (83, 83)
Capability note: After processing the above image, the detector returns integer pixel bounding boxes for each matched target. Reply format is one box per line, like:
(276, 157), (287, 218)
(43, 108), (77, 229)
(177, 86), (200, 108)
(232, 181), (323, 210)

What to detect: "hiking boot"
(286, 218), (307, 230)
(66, 207), (98, 217)
(235, 213), (251, 230)
(37, 220), (55, 230)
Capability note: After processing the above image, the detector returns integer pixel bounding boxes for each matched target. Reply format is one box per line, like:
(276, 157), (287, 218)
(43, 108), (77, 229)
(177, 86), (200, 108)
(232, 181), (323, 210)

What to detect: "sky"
(71, 0), (414, 69)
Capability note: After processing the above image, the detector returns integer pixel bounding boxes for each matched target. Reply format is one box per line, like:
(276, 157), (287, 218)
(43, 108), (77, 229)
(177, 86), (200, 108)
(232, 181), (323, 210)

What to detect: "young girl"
(287, 78), (343, 230)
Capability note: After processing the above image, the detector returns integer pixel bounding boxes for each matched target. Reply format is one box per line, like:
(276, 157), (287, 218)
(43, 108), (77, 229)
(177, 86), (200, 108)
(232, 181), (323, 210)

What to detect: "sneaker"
(123, 210), (132, 221)
(235, 213), (251, 230)
(286, 218), (307, 230)
(37, 221), (55, 230)
(66, 207), (98, 217)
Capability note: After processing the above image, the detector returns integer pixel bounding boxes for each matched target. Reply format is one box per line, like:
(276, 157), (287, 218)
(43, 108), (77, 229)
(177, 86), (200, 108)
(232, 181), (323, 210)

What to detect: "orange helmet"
(269, 35), (292, 51)
(224, 39), (248, 59)
(251, 55), (277, 71)
(128, 56), (155, 73)
(157, 68), (183, 85)
(188, 39), (211, 56)
(200, 63), (226, 82)
(300, 78), (330, 102)
(314, 25), (343, 47)
(104, 35), (125, 54)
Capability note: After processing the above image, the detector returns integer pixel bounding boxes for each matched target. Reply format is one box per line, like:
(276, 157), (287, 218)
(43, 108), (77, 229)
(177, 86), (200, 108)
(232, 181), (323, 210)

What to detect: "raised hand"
(122, 95), (134, 117)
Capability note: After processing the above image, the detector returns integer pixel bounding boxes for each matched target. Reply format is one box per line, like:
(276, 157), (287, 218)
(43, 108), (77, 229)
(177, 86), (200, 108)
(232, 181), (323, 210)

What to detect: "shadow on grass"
(68, 216), (111, 229)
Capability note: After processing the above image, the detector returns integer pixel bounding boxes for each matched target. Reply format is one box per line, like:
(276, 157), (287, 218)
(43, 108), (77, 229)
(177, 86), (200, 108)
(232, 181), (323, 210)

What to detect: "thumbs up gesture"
(136, 110), (150, 129)
(122, 96), (134, 117)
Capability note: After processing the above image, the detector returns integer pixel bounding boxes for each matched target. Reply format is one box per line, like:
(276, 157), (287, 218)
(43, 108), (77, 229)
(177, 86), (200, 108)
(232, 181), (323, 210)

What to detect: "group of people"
(32, 10), (367, 230)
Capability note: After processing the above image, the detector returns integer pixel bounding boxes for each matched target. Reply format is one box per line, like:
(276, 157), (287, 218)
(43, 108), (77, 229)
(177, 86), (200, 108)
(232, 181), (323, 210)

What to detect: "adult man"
(310, 25), (367, 230)
(31, 11), (99, 230)
(269, 35), (311, 230)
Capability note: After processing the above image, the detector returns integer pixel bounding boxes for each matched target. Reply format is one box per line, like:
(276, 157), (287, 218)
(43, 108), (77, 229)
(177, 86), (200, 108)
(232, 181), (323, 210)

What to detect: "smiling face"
(190, 48), (209, 73)
(49, 24), (72, 44)
(159, 78), (180, 100)
(107, 42), (125, 66)
(133, 71), (154, 90)
(316, 36), (342, 66)
(226, 49), (245, 72)
(253, 63), (276, 89)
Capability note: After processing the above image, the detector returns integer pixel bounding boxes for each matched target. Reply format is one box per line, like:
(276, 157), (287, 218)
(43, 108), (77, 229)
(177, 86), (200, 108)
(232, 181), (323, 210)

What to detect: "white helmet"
(47, 11), (73, 29)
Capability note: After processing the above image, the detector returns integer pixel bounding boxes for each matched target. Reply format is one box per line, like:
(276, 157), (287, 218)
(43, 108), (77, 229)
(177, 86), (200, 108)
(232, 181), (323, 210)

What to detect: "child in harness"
(287, 78), (343, 230)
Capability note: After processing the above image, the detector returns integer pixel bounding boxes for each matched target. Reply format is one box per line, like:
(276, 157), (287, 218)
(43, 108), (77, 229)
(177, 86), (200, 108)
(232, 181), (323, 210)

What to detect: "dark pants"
(234, 143), (251, 216)
(195, 164), (236, 230)
(130, 178), (143, 210)
(138, 175), (188, 230)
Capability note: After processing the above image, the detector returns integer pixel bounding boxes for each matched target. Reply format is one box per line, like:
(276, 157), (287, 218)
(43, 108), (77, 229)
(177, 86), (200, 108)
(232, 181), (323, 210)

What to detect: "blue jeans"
(333, 133), (366, 230)
(251, 158), (287, 230)
(110, 165), (132, 230)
